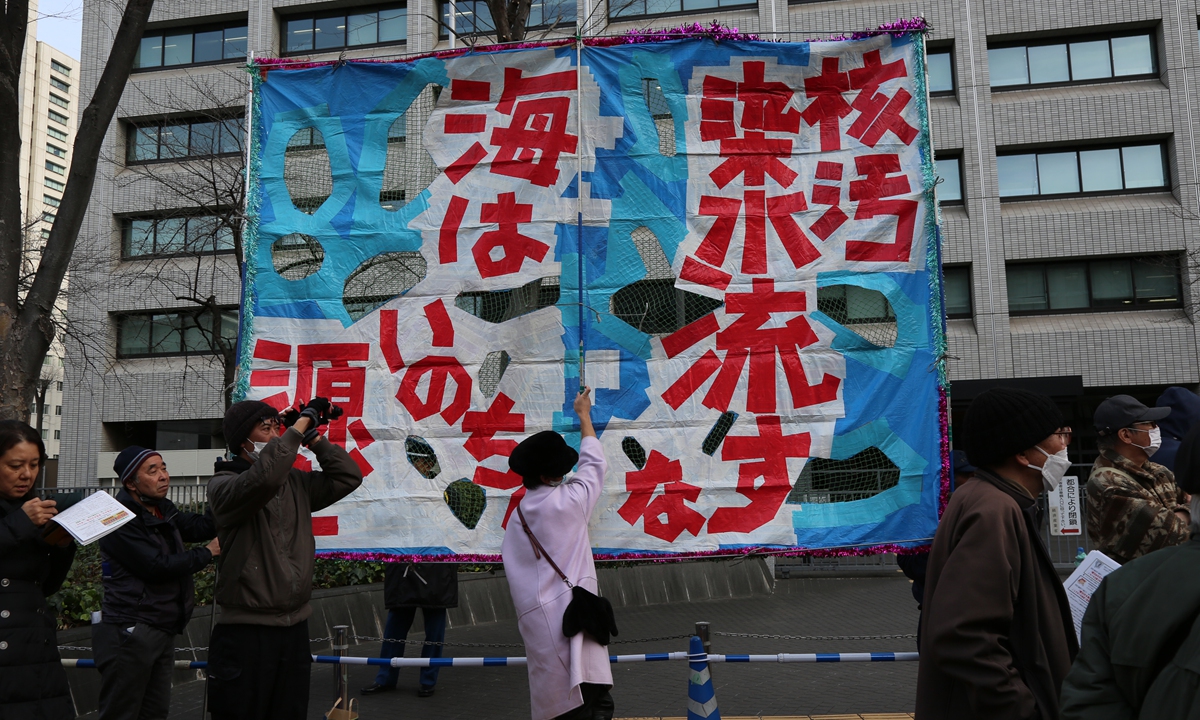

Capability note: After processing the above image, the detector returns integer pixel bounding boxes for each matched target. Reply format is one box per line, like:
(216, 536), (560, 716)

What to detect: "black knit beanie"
(963, 388), (1063, 469)
(223, 400), (278, 452)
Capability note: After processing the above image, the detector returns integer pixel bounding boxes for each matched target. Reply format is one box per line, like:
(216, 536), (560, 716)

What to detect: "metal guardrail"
(46, 483), (209, 511)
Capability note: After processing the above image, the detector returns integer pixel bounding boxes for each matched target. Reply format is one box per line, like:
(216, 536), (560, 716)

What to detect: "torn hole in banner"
(405, 436), (441, 479)
(271, 233), (324, 280)
(787, 447), (900, 505)
(641, 79), (676, 158)
(343, 251), (427, 321)
(622, 436), (647, 469)
(702, 411), (738, 456)
(444, 478), (486, 530)
(454, 276), (560, 323)
(479, 350), (511, 398)
(283, 126), (331, 214)
(816, 284), (897, 348)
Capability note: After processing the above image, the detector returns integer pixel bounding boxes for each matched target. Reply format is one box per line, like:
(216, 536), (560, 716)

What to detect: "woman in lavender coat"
(502, 387), (615, 720)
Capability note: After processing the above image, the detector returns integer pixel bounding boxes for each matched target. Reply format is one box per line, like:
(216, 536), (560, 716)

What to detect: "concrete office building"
(18, 0), (79, 461)
(61, 0), (1200, 485)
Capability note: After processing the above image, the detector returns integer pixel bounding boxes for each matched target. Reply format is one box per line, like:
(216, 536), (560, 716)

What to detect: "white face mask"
(245, 441), (268, 461)
(1129, 427), (1162, 457)
(1034, 446), (1072, 492)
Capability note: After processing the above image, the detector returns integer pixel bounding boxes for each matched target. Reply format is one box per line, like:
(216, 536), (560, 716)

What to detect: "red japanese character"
(462, 393), (527, 528)
(617, 450), (706, 542)
(661, 278), (840, 415)
(846, 51), (917, 148)
(396, 356), (472, 425)
(472, 192), (550, 278)
(809, 161), (849, 240)
(708, 416), (810, 534)
(844, 154), (918, 263)
(801, 57), (853, 152)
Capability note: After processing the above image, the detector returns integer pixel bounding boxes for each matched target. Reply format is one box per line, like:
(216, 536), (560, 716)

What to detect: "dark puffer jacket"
(0, 492), (76, 720)
(384, 563), (459, 610)
(99, 489), (216, 635)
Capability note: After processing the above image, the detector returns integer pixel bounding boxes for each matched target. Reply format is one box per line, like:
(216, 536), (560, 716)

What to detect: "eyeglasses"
(1126, 422), (1158, 432)
(1055, 426), (1073, 443)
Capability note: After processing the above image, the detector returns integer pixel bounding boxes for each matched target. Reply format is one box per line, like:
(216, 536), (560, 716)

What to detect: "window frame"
(996, 140), (1169, 201)
(49, 76), (70, 92)
(45, 159), (66, 175)
(48, 109), (69, 125)
(280, 4), (408, 56)
(438, 0), (575, 39)
(607, 0), (755, 23)
(120, 214), (239, 259)
(124, 115), (245, 165)
(934, 152), (965, 205)
(927, 46), (956, 96)
(132, 19), (249, 72)
(987, 29), (1159, 91)
(942, 264), (973, 319)
(50, 59), (71, 76)
(114, 307), (240, 359)
(1005, 255), (1182, 317)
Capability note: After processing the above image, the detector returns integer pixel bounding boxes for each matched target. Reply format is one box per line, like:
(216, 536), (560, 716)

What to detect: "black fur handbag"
(517, 506), (619, 646)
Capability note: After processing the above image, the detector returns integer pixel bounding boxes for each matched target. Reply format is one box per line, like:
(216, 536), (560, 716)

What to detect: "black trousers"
(207, 620), (311, 720)
(553, 683), (614, 720)
(93, 622), (176, 720)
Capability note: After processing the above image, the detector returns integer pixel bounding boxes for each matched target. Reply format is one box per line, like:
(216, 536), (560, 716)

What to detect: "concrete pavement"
(80, 574), (921, 719)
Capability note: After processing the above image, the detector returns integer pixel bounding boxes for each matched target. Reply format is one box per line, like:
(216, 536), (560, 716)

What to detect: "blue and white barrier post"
(686, 635), (721, 720)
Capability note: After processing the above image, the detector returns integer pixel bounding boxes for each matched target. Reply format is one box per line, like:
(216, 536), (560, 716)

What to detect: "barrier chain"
(715, 631), (918, 641)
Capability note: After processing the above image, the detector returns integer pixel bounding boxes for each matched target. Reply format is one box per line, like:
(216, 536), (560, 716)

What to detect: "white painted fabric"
(502, 436), (613, 720)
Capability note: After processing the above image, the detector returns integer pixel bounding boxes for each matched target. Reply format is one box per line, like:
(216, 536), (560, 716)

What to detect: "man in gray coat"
(205, 398), (363, 720)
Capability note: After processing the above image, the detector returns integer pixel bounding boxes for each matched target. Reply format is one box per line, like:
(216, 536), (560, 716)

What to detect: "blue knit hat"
(114, 446), (162, 486)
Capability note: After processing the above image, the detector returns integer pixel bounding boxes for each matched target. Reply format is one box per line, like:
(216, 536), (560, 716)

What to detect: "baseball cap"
(1094, 394), (1171, 435)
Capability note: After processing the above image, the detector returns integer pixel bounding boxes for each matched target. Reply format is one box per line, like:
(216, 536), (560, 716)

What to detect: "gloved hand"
(280, 408), (301, 428)
(300, 397), (331, 426)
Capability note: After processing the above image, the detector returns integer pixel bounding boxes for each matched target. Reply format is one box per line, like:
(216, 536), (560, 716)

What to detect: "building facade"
(19, 0), (79, 461)
(61, 0), (1200, 485)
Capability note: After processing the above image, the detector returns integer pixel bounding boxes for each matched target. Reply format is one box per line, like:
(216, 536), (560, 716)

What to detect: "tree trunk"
(0, 0), (157, 421)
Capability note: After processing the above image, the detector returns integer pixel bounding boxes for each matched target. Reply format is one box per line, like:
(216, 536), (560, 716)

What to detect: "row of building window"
(283, 6), (407, 53)
(437, 0), (576, 38)
(122, 215), (237, 258)
(126, 118), (243, 163)
(944, 255), (1181, 319)
(135, 22), (249, 69)
(117, 310), (238, 358)
(934, 141), (1167, 203)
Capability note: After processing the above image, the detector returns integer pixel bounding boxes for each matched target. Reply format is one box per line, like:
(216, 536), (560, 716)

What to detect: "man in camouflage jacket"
(1088, 394), (1192, 564)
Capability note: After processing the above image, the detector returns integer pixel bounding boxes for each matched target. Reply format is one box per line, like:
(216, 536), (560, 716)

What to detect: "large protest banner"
(239, 30), (949, 559)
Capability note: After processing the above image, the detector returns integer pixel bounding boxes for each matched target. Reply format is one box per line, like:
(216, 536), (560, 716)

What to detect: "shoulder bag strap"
(516, 504), (573, 588)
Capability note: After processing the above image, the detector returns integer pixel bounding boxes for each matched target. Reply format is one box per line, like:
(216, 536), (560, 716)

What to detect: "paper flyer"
(1063, 549), (1121, 640)
(50, 491), (135, 545)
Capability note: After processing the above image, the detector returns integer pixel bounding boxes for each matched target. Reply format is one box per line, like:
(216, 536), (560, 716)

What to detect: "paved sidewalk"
(93, 574), (921, 719)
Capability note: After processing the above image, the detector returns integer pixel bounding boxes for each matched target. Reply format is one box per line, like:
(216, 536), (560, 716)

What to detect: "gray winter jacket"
(207, 428), (362, 626)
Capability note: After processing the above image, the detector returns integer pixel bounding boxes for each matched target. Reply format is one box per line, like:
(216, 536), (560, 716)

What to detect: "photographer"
(205, 398), (363, 720)
(94, 446), (218, 720)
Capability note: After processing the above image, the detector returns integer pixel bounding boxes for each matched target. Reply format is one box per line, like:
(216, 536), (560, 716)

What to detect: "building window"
(988, 31), (1156, 89)
(47, 126), (68, 142)
(55, 406), (61, 416)
(48, 93), (69, 109)
(997, 142), (1166, 199)
(41, 429), (46, 439)
(935, 153), (963, 203)
(134, 21), (248, 69)
(928, 49), (955, 94)
(125, 117), (243, 163)
(56, 382), (63, 391)
(45, 160), (65, 175)
(438, 0), (574, 38)
(1006, 255), (1181, 315)
(43, 194), (61, 208)
(41, 211), (56, 223)
(122, 215), (237, 257)
(943, 265), (972, 318)
(49, 76), (70, 93)
(116, 309), (239, 358)
(46, 143), (67, 158)
(50, 59), (71, 76)
(610, 0), (754, 20)
(283, 5), (406, 54)
(44, 177), (65, 191)
(53, 430), (60, 440)
(48, 110), (68, 125)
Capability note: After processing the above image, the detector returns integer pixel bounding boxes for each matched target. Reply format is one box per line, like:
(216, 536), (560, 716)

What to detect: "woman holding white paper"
(0, 420), (76, 719)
